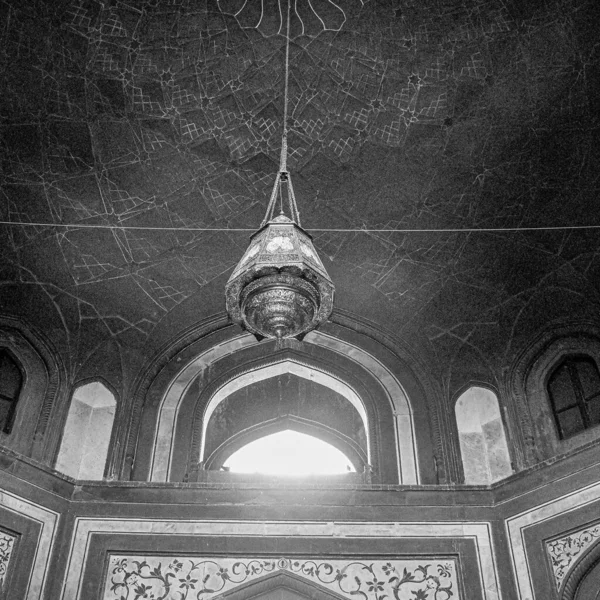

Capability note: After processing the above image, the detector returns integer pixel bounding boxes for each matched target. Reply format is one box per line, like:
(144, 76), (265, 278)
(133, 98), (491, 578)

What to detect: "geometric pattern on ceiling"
(1, 0), (599, 383)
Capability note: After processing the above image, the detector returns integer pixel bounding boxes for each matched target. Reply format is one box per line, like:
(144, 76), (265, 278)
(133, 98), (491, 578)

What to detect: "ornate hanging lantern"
(225, 8), (334, 341)
(225, 176), (334, 341)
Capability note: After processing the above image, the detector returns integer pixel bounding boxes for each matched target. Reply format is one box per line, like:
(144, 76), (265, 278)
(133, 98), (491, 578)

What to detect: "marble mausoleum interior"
(1, 0), (600, 598)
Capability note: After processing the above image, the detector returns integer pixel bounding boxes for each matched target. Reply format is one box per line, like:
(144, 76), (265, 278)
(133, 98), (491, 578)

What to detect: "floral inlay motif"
(0, 530), (16, 590)
(104, 556), (457, 600)
(546, 522), (600, 589)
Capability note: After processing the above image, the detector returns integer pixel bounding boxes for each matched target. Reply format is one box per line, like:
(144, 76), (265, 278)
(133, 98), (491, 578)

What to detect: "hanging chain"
(260, 0), (301, 227)
(280, 0), (291, 175)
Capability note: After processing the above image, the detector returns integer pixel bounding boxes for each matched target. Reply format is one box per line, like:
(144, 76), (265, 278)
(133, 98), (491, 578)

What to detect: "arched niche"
(513, 329), (600, 463)
(0, 349), (24, 434)
(0, 320), (64, 463)
(454, 386), (512, 484)
(131, 324), (437, 484)
(127, 316), (442, 484)
(55, 381), (116, 480)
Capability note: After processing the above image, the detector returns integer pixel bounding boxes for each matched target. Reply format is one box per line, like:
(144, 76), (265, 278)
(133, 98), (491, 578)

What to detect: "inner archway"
(198, 359), (369, 466)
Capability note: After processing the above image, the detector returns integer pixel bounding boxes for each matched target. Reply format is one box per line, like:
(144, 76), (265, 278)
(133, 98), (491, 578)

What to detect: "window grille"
(548, 356), (600, 439)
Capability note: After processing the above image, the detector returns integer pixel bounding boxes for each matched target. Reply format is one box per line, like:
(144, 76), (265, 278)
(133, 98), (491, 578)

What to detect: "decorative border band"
(104, 556), (458, 600)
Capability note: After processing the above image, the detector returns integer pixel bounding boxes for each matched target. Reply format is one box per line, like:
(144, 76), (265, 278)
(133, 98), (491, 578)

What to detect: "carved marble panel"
(546, 522), (600, 590)
(103, 556), (458, 600)
(0, 529), (17, 591)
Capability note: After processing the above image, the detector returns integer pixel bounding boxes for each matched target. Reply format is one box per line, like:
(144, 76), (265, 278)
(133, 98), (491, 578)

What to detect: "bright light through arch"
(223, 430), (356, 476)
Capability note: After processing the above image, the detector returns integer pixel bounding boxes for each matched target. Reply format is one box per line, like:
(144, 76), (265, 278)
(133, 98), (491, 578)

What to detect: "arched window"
(55, 381), (116, 480)
(455, 386), (512, 484)
(0, 350), (23, 434)
(199, 370), (369, 478)
(547, 355), (600, 439)
(223, 429), (355, 476)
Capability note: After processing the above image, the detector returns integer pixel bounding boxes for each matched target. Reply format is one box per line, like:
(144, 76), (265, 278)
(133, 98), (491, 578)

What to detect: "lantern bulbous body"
(225, 215), (334, 340)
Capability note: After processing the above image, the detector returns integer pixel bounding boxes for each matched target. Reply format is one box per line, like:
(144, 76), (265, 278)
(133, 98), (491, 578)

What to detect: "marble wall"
(62, 520), (498, 600)
(2, 445), (600, 599)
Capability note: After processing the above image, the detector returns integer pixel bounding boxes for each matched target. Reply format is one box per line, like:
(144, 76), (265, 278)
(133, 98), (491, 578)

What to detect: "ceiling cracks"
(0, 0), (599, 395)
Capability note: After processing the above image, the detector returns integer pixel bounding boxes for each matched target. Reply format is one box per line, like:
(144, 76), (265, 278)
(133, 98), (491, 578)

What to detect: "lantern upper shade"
(225, 215), (334, 340)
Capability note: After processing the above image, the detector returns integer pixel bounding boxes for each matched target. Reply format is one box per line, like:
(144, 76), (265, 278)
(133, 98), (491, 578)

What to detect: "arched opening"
(141, 331), (421, 485)
(0, 349), (24, 434)
(197, 369), (369, 481)
(223, 429), (356, 476)
(516, 332), (600, 464)
(55, 381), (116, 480)
(455, 386), (512, 484)
(204, 412), (367, 471)
(548, 355), (600, 439)
(198, 362), (368, 466)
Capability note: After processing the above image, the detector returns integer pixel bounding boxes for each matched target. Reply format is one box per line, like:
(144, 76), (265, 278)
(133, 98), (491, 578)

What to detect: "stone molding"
(329, 313), (452, 483)
(118, 315), (231, 480)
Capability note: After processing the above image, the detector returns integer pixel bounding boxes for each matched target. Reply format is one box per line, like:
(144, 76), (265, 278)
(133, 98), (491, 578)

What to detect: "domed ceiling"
(1, 0), (599, 391)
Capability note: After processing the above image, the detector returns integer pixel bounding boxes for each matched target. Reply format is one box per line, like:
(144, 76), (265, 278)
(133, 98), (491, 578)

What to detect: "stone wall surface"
(1, 444), (600, 600)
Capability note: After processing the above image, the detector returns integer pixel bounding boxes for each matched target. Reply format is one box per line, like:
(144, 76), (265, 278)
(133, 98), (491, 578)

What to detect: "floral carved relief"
(546, 522), (600, 589)
(104, 556), (457, 600)
(0, 530), (16, 590)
